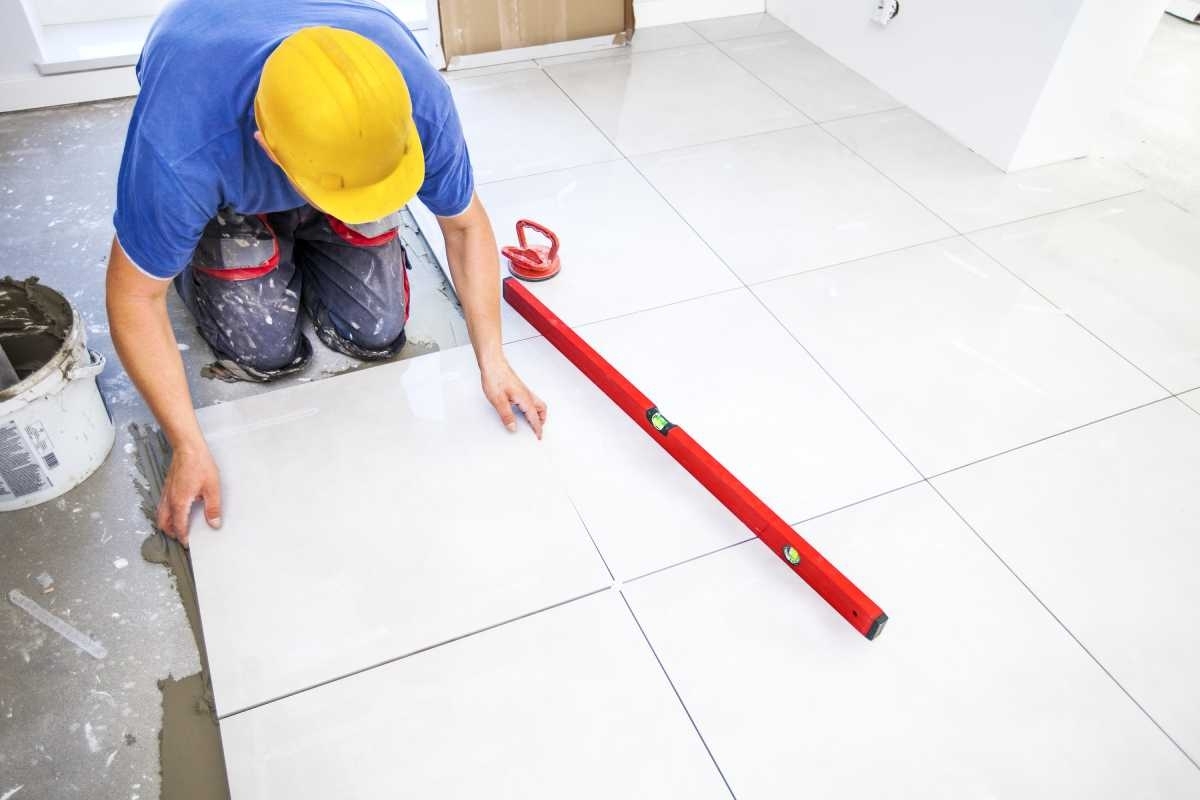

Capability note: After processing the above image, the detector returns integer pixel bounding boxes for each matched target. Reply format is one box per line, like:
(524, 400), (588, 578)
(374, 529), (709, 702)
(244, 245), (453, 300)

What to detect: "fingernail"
(506, 422), (517, 432)
(210, 516), (223, 529)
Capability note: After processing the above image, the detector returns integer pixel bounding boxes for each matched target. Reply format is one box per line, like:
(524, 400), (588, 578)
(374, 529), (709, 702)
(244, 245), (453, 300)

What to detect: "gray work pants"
(175, 206), (410, 381)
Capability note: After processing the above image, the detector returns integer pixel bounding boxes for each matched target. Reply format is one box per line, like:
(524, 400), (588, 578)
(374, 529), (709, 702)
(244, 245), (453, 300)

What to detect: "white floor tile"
(480, 160), (741, 332)
(633, 127), (954, 284)
(624, 485), (1200, 799)
(543, 44), (810, 156)
(1184, 389), (1200, 413)
(824, 109), (1145, 232)
(507, 290), (920, 579)
(449, 69), (619, 183)
(717, 32), (900, 122)
(969, 192), (1200, 393)
(754, 238), (1167, 475)
(688, 13), (789, 42)
(934, 398), (1200, 764)
(190, 346), (610, 716)
(220, 592), (732, 800)
(537, 24), (704, 66)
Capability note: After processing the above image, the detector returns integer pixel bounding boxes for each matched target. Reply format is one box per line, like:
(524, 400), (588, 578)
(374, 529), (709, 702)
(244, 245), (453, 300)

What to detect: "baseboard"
(0, 66), (138, 113)
(634, 0), (765, 28)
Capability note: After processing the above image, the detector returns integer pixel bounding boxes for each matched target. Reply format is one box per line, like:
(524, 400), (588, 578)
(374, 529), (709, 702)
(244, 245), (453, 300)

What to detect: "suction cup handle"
(515, 219), (559, 261)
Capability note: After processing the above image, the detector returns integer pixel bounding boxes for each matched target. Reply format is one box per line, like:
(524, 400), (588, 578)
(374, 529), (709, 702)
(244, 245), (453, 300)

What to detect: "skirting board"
(635, 0), (764, 27)
(0, 65), (137, 112)
(1166, 0), (1200, 22)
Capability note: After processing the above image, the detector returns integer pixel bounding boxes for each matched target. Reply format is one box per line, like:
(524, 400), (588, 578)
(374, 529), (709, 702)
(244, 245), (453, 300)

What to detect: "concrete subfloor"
(0, 100), (466, 798)
(1, 12), (1197, 799)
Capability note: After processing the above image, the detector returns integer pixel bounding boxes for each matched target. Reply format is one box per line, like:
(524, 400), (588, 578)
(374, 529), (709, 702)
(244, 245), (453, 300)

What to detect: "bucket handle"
(67, 349), (106, 382)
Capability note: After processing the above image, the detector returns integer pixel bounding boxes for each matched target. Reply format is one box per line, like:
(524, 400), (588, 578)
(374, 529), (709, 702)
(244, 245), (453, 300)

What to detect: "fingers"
(513, 389), (546, 440)
(488, 390), (519, 432)
(201, 478), (223, 530)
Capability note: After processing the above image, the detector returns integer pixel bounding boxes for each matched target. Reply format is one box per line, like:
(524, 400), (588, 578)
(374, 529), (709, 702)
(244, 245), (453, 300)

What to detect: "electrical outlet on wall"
(873, 0), (900, 26)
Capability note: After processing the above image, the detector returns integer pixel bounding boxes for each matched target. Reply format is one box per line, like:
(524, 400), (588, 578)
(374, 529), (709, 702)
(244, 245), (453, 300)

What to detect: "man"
(106, 0), (547, 547)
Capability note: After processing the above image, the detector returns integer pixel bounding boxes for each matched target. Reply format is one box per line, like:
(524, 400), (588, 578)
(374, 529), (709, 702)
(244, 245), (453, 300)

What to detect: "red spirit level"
(503, 277), (887, 640)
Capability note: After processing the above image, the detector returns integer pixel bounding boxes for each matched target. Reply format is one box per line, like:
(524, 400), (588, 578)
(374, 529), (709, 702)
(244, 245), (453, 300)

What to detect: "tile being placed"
(537, 24), (704, 66)
(220, 591), (731, 800)
(543, 43), (810, 156)
(623, 484), (1200, 800)
(933, 398), (1200, 763)
(506, 290), (920, 579)
(449, 68), (619, 183)
(190, 345), (610, 716)
(969, 192), (1200, 393)
(687, 13), (789, 42)
(754, 238), (1167, 475)
(824, 109), (1145, 232)
(717, 32), (901, 122)
(633, 126), (953, 284)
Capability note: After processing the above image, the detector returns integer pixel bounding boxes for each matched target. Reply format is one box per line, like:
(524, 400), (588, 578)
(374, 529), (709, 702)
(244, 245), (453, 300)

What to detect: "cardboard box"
(438, 0), (634, 60)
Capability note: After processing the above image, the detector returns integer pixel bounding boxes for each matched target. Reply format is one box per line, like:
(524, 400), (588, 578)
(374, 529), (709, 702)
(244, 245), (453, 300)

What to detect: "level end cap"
(866, 612), (888, 641)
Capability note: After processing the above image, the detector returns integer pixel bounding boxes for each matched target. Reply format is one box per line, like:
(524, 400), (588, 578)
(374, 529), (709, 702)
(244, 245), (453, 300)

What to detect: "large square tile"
(824, 109), (1145, 232)
(687, 13), (789, 42)
(508, 290), (920, 579)
(450, 68), (619, 183)
(933, 398), (1200, 763)
(633, 127), (954, 284)
(220, 591), (732, 799)
(717, 32), (900, 122)
(624, 485), (1200, 799)
(543, 43), (810, 156)
(754, 238), (1167, 475)
(191, 346), (610, 716)
(412, 160), (743, 344)
(969, 192), (1200, 393)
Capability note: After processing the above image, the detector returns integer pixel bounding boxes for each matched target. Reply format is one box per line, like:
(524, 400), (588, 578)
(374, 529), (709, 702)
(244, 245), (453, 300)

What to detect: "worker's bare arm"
(439, 194), (547, 438)
(105, 238), (221, 545)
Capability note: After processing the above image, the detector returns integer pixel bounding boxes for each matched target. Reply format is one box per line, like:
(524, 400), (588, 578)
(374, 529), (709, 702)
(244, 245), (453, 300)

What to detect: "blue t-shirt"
(114, 0), (473, 279)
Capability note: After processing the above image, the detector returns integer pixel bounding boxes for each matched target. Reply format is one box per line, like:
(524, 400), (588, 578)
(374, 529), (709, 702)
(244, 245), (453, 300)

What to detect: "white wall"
(636, 0), (764, 28)
(767, 0), (1164, 171)
(32, 0), (163, 26)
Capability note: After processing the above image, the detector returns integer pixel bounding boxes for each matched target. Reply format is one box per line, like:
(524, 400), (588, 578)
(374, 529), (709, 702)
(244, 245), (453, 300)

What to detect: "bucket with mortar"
(0, 277), (113, 511)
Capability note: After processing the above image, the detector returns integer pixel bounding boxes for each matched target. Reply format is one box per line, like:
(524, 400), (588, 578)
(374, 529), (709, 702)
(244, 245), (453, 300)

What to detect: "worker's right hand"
(157, 443), (223, 548)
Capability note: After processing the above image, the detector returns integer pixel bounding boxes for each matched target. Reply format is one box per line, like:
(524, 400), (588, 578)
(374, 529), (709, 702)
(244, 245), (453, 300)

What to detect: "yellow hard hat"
(254, 27), (425, 224)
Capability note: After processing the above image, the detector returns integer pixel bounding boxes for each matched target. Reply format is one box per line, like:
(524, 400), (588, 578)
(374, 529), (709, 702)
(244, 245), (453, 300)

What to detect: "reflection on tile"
(969, 192), (1200, 392)
(717, 32), (900, 122)
(633, 127), (953, 283)
(507, 290), (919, 578)
(449, 69), (619, 182)
(191, 346), (610, 715)
(544, 43), (809, 156)
(824, 109), (1145, 231)
(221, 592), (732, 799)
(755, 238), (1166, 475)
(934, 399), (1200, 764)
(537, 24), (704, 66)
(624, 485), (1200, 800)
(688, 13), (789, 42)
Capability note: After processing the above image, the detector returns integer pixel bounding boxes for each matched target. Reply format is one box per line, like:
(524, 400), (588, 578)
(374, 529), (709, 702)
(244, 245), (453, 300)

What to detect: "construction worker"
(105, 1), (547, 547)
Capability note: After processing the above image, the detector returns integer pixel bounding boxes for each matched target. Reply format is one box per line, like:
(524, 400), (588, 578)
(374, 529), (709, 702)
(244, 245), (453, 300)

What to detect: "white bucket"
(0, 277), (115, 511)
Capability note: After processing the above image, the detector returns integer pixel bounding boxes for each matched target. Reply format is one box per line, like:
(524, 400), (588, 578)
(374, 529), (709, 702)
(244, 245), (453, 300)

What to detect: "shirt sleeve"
(112, 132), (216, 279)
(415, 101), (475, 218)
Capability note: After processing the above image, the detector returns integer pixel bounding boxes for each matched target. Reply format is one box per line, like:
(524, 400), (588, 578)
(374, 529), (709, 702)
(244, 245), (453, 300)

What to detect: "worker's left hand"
(480, 356), (547, 439)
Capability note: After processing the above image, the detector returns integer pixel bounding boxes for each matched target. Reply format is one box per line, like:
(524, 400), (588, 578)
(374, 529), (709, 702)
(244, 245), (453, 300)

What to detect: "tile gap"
(960, 188), (1147, 236)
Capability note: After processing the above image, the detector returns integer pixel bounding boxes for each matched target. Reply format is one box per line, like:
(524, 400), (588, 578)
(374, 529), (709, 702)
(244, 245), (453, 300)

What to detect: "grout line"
(926, 482), (1200, 772)
(923, 394), (1174, 482)
(959, 188), (1147, 236)
(966, 234), (1173, 395)
(474, 155), (627, 188)
(565, 492), (615, 582)
(744, 233), (962, 288)
(618, 592), (739, 799)
(217, 585), (611, 720)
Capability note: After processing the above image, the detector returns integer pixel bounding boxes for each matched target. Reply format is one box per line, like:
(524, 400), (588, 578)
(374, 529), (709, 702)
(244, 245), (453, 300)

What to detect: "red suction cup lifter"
(502, 277), (888, 641)
(502, 219), (561, 282)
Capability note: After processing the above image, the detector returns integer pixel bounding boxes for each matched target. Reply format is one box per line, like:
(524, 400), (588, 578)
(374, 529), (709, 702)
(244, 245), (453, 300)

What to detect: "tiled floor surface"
(198, 13), (1200, 798)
